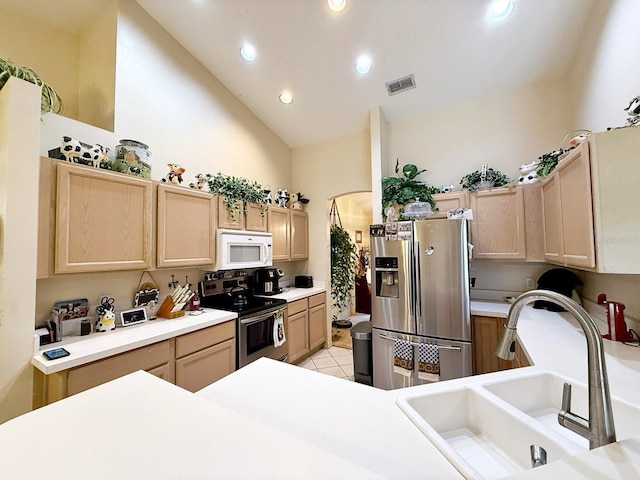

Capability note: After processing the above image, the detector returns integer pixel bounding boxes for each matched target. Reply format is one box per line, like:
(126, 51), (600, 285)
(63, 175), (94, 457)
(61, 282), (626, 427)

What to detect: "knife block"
(157, 295), (185, 319)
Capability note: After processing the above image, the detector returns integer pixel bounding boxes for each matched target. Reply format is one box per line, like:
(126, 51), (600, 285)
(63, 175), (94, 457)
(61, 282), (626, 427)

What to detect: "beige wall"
(387, 77), (575, 190)
(291, 129), (371, 285)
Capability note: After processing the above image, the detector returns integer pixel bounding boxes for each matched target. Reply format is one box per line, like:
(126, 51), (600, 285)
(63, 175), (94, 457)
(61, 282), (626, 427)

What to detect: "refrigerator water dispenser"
(375, 257), (399, 298)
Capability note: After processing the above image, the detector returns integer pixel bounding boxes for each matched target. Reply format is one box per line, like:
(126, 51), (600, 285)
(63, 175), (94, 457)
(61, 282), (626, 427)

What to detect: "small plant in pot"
(0, 57), (63, 114)
(460, 166), (510, 191)
(381, 159), (440, 220)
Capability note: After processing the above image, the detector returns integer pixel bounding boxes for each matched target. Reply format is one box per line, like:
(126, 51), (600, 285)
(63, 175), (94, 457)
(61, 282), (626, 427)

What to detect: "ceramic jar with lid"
(114, 139), (152, 178)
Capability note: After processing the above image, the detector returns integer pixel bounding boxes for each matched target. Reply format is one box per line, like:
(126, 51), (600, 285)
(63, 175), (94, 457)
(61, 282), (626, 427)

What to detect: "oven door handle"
(239, 308), (285, 325)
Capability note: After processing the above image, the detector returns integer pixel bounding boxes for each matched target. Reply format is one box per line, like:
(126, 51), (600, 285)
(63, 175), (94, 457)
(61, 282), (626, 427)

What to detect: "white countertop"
(32, 308), (236, 374)
(268, 284), (326, 302)
(5, 298), (639, 479)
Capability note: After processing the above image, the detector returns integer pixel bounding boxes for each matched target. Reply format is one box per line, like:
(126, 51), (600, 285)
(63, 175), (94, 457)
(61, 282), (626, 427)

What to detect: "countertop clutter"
(6, 300), (640, 479)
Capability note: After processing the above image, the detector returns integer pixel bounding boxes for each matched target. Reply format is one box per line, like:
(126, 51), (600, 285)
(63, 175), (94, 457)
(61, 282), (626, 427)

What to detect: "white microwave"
(217, 229), (273, 270)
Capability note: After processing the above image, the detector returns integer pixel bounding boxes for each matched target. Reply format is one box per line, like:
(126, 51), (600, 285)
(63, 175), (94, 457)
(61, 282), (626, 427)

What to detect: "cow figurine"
(275, 189), (289, 208)
(189, 173), (207, 190)
(263, 186), (272, 205)
(517, 160), (540, 185)
(625, 95), (640, 126)
(95, 296), (116, 332)
(60, 136), (110, 168)
(289, 193), (303, 210)
(161, 163), (186, 184)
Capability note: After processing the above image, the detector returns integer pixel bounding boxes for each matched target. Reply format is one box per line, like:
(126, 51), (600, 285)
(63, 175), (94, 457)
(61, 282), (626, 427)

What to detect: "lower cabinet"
(287, 293), (327, 364)
(471, 315), (531, 375)
(35, 320), (236, 407)
(175, 322), (235, 393)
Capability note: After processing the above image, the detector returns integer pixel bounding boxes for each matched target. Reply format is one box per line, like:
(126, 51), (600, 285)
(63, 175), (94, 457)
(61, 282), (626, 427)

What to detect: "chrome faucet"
(495, 289), (616, 449)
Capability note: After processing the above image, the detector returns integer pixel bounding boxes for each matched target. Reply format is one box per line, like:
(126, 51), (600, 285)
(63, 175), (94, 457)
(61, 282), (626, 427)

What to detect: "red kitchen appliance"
(597, 293), (632, 342)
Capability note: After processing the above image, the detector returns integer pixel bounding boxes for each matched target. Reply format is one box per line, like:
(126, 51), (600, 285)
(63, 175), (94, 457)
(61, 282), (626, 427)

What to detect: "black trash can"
(350, 321), (372, 386)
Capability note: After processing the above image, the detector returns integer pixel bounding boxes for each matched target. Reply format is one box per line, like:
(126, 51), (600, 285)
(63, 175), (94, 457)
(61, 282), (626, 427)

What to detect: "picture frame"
(120, 308), (148, 327)
(133, 288), (159, 307)
(355, 230), (363, 243)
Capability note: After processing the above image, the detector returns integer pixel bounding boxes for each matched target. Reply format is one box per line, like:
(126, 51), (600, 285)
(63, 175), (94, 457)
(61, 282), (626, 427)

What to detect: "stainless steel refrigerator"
(371, 218), (472, 390)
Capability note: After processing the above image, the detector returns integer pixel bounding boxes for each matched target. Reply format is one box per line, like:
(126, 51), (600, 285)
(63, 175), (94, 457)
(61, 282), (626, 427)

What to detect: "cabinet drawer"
(288, 298), (308, 316)
(67, 340), (170, 395)
(175, 321), (235, 358)
(308, 293), (325, 308)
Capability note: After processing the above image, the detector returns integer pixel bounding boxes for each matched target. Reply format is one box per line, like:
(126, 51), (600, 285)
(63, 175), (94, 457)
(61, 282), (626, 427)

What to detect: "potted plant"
(330, 223), (358, 325)
(381, 159), (440, 220)
(205, 172), (266, 221)
(460, 167), (510, 191)
(0, 57), (63, 114)
(536, 148), (566, 178)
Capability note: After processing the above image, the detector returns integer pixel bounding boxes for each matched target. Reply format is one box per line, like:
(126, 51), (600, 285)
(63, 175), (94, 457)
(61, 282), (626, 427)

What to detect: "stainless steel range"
(199, 278), (288, 368)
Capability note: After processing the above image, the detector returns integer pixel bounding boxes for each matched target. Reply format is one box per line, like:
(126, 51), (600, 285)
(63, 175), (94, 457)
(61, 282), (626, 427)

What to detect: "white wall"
(0, 78), (41, 422)
(569, 0), (640, 320)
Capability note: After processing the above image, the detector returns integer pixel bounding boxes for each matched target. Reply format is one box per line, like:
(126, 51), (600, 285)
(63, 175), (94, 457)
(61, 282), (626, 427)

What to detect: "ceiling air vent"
(385, 74), (416, 96)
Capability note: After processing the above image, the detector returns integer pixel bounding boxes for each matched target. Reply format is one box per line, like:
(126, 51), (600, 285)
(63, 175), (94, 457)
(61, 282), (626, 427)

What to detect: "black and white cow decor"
(60, 136), (110, 168)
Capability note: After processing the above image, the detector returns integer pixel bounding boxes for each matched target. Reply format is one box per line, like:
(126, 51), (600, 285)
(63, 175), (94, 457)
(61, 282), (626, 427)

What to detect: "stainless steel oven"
(238, 304), (288, 368)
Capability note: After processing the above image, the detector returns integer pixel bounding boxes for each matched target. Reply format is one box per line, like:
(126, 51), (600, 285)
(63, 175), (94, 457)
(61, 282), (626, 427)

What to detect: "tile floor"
(298, 346), (354, 381)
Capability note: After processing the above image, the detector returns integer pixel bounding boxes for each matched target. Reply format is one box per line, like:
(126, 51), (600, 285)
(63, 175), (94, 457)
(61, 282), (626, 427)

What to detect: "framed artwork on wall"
(355, 230), (362, 243)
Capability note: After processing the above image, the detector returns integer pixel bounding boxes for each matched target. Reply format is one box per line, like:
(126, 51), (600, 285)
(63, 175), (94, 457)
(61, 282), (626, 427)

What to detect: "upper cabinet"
(157, 184), (216, 268)
(245, 202), (268, 232)
(541, 128), (640, 273)
(432, 191), (468, 216)
(267, 207), (308, 261)
(217, 196), (267, 232)
(55, 162), (153, 273)
(469, 185), (543, 261)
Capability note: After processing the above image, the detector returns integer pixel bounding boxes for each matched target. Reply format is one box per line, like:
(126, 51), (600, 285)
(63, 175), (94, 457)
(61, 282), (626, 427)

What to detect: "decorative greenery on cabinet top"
(205, 172), (266, 220)
(381, 160), (439, 219)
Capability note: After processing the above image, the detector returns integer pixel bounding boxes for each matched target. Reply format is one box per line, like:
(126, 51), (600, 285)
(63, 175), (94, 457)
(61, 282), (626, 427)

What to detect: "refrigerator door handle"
(412, 240), (421, 321)
(377, 333), (462, 351)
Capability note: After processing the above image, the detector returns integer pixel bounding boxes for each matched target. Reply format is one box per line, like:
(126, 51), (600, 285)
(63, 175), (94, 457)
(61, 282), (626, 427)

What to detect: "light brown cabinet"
(54, 162), (153, 273)
(217, 195), (244, 230)
(540, 141), (595, 269)
(36, 320), (236, 406)
(286, 293), (326, 364)
(245, 202), (268, 232)
(432, 191), (468, 216)
(174, 321), (236, 392)
(471, 315), (530, 375)
(470, 185), (543, 261)
(157, 183), (217, 268)
(267, 207), (308, 261)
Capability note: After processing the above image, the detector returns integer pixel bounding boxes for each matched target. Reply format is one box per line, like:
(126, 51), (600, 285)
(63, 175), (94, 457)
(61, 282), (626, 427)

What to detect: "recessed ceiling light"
(489, 0), (514, 21)
(240, 44), (256, 62)
(355, 55), (372, 75)
(328, 0), (346, 12)
(279, 92), (293, 104)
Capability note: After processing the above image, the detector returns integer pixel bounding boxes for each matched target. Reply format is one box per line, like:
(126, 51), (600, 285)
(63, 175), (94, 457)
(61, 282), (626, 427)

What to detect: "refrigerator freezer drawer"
(372, 328), (473, 391)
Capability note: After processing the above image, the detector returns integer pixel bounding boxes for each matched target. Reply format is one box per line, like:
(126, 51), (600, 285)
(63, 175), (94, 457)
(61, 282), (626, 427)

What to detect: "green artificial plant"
(536, 148), (567, 178)
(0, 57), (63, 114)
(460, 167), (510, 191)
(381, 159), (440, 219)
(330, 223), (358, 322)
(205, 172), (266, 221)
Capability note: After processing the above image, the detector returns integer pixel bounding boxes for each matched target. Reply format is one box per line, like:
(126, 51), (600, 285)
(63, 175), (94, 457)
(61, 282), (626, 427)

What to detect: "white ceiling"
(1, 0), (596, 150)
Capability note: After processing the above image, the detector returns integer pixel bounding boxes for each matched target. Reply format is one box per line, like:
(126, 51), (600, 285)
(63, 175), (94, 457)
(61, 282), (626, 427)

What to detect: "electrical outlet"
(526, 278), (535, 289)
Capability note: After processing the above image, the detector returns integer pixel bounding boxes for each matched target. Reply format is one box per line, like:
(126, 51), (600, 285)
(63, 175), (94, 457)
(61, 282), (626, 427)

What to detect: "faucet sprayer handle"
(561, 382), (572, 413)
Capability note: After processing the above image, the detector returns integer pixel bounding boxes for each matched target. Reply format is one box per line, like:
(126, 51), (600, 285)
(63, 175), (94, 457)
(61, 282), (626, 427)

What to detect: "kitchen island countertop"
(5, 300), (639, 479)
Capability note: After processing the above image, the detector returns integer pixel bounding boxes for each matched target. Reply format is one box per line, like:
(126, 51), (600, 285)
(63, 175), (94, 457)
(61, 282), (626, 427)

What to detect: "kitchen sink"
(482, 371), (640, 450)
(396, 386), (580, 479)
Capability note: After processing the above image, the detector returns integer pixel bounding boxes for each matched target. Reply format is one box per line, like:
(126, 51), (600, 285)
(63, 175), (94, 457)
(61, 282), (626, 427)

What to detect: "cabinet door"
(557, 146), (595, 268)
(245, 202), (268, 232)
(268, 207), (290, 261)
(67, 340), (171, 396)
(432, 191), (468, 215)
(287, 311), (309, 364)
(55, 163), (153, 273)
(175, 338), (235, 392)
(470, 187), (526, 260)
(541, 174), (563, 262)
(290, 210), (309, 260)
(471, 316), (517, 374)
(308, 302), (327, 351)
(217, 195), (244, 230)
(157, 184), (216, 268)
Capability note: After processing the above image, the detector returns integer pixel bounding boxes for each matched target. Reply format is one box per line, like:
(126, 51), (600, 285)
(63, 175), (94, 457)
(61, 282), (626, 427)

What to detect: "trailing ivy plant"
(381, 159), (440, 220)
(205, 172), (266, 221)
(330, 224), (358, 322)
(536, 148), (567, 178)
(460, 168), (510, 191)
(0, 57), (63, 114)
